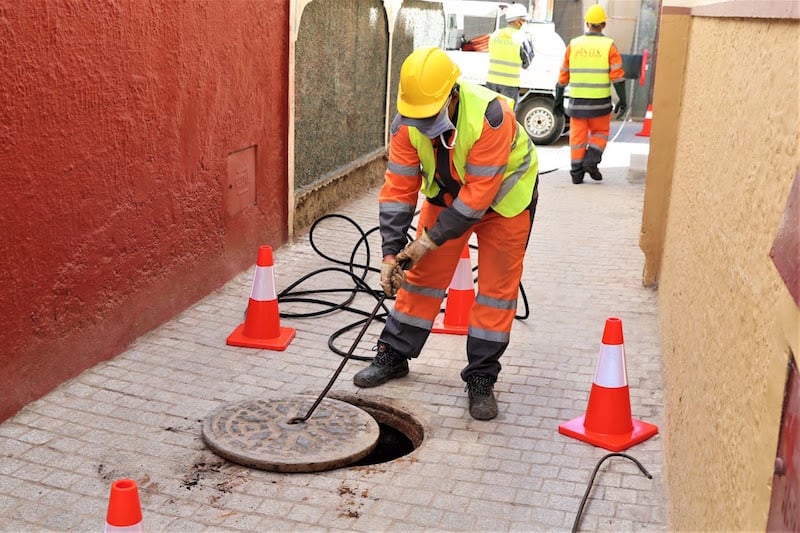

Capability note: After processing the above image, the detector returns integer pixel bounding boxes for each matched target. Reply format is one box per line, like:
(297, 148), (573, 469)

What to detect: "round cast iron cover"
(202, 395), (380, 472)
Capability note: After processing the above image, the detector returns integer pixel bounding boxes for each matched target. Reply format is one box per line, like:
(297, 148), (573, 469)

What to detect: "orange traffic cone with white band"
(636, 104), (653, 137)
(432, 244), (474, 335)
(558, 317), (658, 451)
(104, 479), (143, 532)
(227, 245), (296, 351)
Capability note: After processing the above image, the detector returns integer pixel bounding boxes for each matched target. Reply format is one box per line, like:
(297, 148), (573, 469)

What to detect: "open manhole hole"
(202, 394), (423, 473)
(330, 392), (424, 467)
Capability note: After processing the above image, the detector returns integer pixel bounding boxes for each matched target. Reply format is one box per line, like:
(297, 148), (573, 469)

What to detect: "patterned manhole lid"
(201, 395), (380, 472)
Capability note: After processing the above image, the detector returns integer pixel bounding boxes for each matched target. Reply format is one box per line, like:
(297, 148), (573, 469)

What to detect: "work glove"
(613, 81), (628, 118)
(552, 86), (565, 117)
(396, 230), (438, 270)
(380, 260), (405, 297)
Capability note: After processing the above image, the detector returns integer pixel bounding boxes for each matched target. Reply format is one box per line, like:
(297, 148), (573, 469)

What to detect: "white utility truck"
(442, 1), (567, 145)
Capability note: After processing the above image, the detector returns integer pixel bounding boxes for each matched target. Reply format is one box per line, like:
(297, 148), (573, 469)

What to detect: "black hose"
(276, 213), (531, 361)
(572, 452), (652, 532)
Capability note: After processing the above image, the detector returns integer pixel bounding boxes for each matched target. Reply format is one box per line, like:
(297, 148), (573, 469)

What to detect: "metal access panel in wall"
(225, 146), (257, 217)
(767, 356), (800, 531)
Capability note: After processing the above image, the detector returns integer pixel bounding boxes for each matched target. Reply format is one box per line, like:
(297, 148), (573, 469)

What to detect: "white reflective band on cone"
(250, 265), (277, 301)
(450, 258), (473, 290)
(593, 344), (627, 388)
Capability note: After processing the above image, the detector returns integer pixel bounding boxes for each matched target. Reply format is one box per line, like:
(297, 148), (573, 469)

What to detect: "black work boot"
(583, 148), (603, 180)
(584, 164), (603, 181)
(465, 375), (498, 420)
(353, 341), (409, 388)
(570, 168), (585, 184)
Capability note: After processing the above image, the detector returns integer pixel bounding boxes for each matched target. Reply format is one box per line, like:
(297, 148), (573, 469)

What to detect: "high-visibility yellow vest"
(408, 82), (538, 218)
(568, 35), (613, 99)
(487, 27), (523, 86)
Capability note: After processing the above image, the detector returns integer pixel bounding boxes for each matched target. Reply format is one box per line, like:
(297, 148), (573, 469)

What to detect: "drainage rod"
(287, 291), (388, 425)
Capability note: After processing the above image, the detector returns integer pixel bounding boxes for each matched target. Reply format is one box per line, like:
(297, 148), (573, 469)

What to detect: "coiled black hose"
(275, 213), (530, 361)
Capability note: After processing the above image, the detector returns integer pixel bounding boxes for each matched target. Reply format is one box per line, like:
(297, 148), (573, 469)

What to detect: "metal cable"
(572, 452), (653, 532)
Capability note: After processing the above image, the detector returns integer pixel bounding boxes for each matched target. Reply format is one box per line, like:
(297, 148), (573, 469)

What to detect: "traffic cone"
(227, 245), (296, 351)
(558, 317), (658, 451)
(636, 104), (652, 137)
(104, 479), (143, 532)
(432, 245), (475, 335)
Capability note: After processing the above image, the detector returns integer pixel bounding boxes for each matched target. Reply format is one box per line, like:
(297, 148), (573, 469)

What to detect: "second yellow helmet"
(585, 4), (607, 25)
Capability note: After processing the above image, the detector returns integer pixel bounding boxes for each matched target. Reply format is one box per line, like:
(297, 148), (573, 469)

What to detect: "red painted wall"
(0, 1), (289, 421)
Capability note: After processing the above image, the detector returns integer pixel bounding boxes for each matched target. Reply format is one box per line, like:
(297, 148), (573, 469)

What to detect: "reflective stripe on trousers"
(379, 201), (532, 380)
(569, 113), (611, 167)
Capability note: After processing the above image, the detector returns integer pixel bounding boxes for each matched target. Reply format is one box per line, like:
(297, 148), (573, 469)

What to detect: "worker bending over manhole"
(353, 47), (539, 421)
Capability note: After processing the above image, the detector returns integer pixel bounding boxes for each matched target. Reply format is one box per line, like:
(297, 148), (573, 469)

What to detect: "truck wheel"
(516, 97), (565, 146)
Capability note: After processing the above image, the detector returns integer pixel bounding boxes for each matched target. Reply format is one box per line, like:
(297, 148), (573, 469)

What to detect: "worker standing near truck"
(352, 47), (539, 421)
(552, 4), (627, 184)
(485, 3), (534, 108)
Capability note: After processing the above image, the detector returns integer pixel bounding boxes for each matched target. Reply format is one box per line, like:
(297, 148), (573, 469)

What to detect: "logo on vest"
(574, 47), (603, 59)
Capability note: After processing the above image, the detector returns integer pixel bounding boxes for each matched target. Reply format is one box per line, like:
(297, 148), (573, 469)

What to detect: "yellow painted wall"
(640, 7), (690, 287)
(646, 4), (800, 529)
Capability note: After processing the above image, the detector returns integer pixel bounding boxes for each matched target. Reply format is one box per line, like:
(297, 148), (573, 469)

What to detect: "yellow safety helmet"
(397, 47), (461, 119)
(585, 4), (607, 25)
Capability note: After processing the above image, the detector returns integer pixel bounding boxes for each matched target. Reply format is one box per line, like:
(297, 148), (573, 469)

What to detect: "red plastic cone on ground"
(558, 317), (658, 451)
(227, 245), (296, 351)
(636, 104), (652, 137)
(432, 245), (475, 335)
(104, 479), (144, 532)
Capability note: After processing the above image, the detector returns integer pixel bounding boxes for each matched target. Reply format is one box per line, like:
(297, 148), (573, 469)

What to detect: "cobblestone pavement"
(0, 123), (666, 531)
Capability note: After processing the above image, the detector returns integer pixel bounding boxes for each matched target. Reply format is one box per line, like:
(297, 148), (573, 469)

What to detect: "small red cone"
(636, 104), (652, 137)
(558, 317), (658, 451)
(432, 245), (475, 335)
(104, 479), (144, 532)
(227, 245), (296, 351)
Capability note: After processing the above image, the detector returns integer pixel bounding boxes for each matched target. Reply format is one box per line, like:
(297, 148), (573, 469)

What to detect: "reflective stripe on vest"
(568, 35), (613, 99)
(408, 82), (538, 218)
(487, 27), (523, 86)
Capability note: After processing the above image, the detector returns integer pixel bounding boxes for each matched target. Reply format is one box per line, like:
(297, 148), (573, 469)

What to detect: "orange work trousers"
(380, 200), (533, 380)
(569, 113), (611, 168)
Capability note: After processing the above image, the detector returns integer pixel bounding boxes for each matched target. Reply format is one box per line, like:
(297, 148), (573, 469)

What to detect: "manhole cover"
(202, 395), (380, 472)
